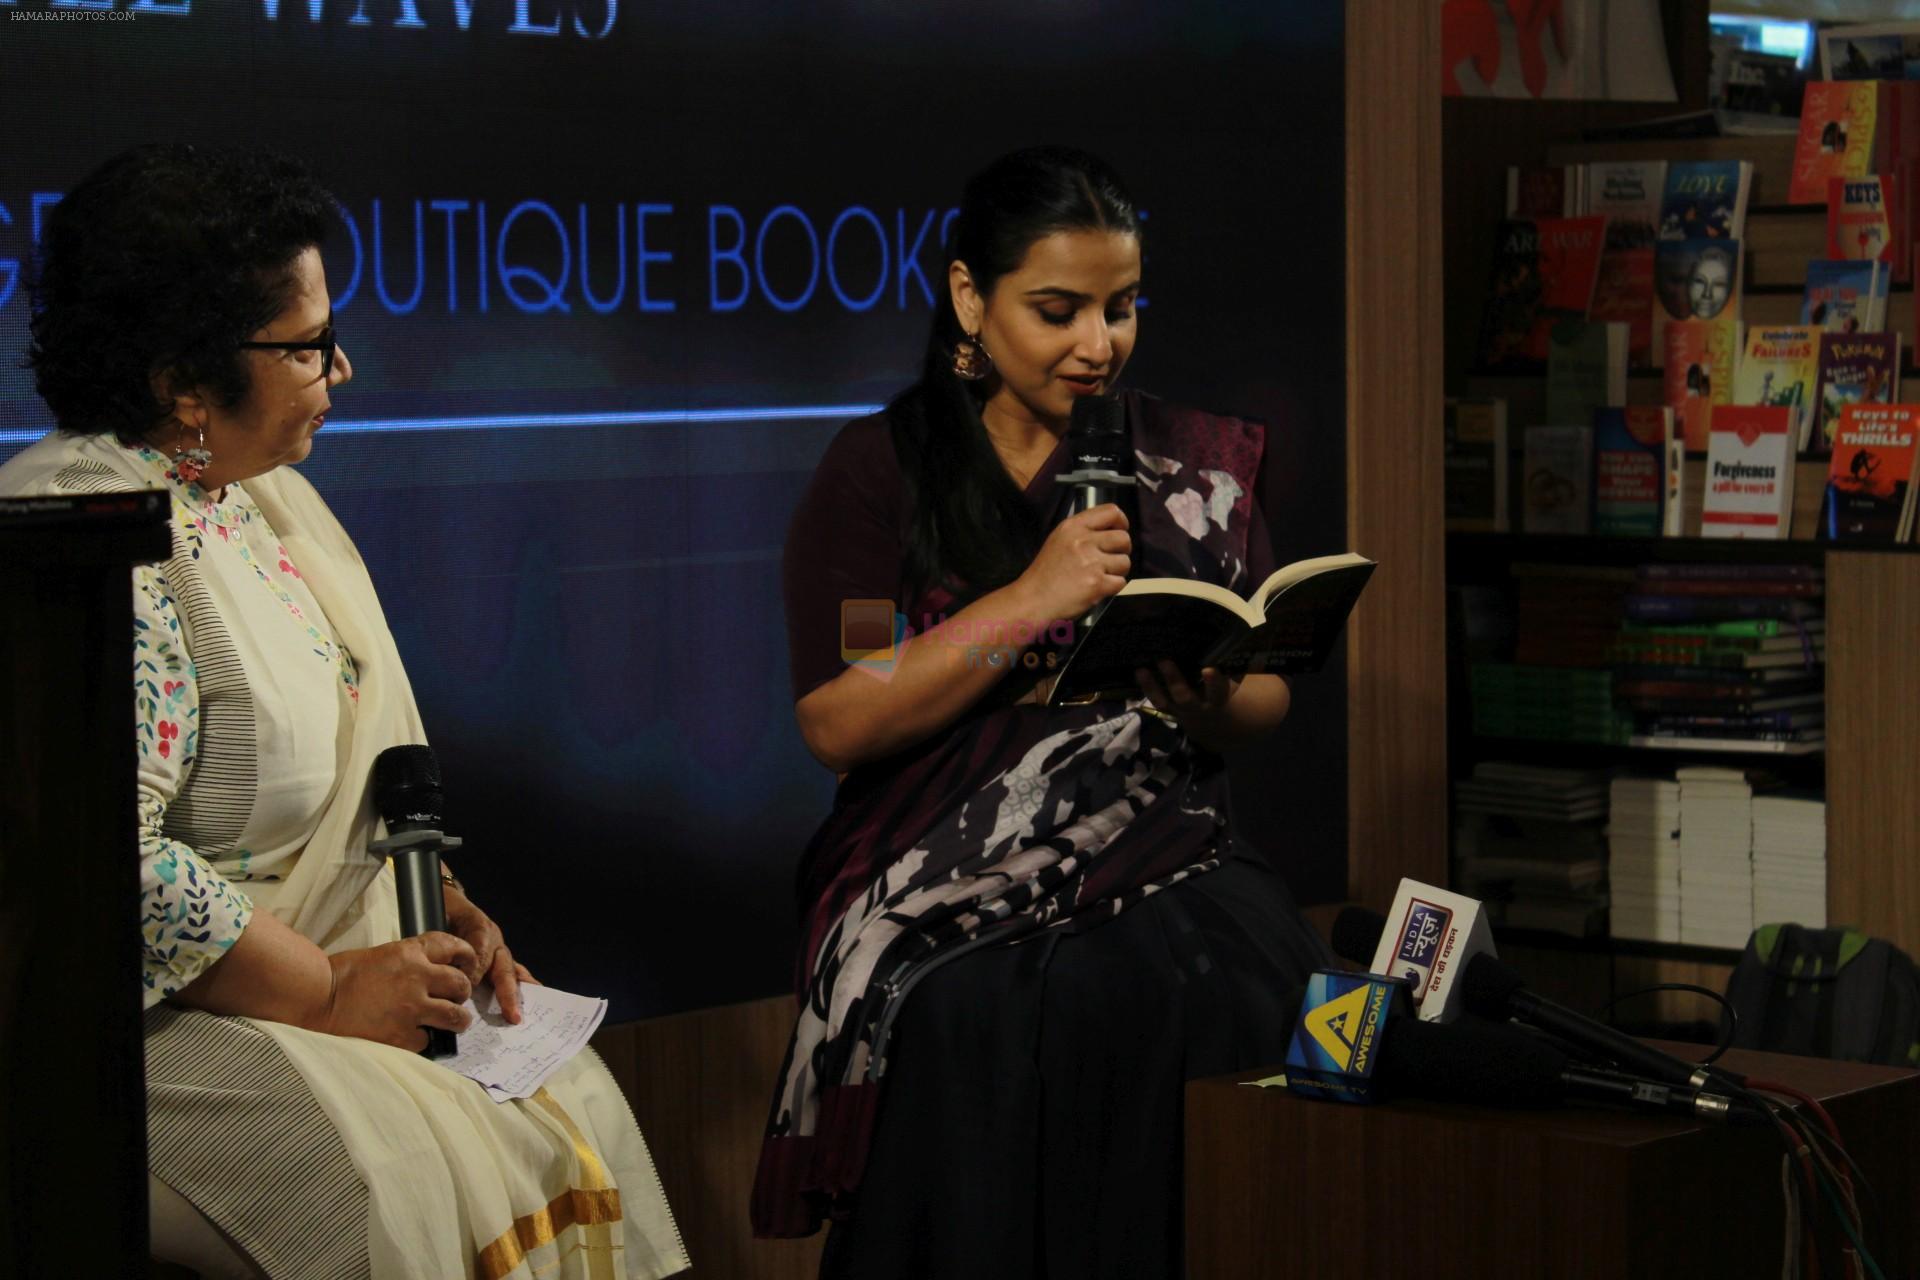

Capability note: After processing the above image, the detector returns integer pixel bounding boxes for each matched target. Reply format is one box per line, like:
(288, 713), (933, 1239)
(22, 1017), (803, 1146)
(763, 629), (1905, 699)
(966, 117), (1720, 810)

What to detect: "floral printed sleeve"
(134, 563), (254, 1007)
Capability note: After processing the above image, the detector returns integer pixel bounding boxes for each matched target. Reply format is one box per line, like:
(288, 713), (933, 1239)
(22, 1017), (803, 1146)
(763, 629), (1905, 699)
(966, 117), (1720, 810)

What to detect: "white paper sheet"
(435, 982), (608, 1102)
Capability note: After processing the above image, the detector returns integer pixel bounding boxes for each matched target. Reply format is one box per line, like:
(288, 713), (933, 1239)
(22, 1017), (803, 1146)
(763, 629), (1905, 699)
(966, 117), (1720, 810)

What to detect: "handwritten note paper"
(436, 983), (608, 1102)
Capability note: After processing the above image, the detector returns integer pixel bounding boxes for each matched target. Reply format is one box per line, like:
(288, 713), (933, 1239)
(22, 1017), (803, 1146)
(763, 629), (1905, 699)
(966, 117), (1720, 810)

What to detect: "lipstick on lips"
(1059, 374), (1104, 396)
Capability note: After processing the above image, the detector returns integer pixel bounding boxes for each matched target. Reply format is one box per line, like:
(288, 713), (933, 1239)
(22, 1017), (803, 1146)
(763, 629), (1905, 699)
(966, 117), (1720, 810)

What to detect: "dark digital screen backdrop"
(0, 0), (1347, 1021)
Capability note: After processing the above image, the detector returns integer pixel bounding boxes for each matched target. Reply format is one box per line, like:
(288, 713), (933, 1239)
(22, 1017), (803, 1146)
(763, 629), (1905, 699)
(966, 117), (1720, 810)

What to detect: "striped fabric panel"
(49, 458), (130, 493)
(158, 546), (256, 854)
(48, 458), (258, 850)
(145, 1007), (370, 1280)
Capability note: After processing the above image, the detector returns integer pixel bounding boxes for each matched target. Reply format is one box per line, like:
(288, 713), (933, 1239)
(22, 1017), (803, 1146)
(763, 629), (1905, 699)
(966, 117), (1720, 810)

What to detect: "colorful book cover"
(1478, 217), (1609, 369)
(1827, 175), (1895, 267)
(1444, 398), (1509, 533)
(1665, 430), (1687, 537)
(1586, 161), (1665, 244)
(1593, 407), (1672, 536)
(1733, 326), (1821, 451)
(1663, 317), (1741, 452)
(1791, 81), (1882, 205)
(1652, 239), (1740, 368)
(1507, 165), (1580, 218)
(1811, 332), (1900, 455)
(1703, 406), (1797, 540)
(1825, 403), (1918, 542)
(1545, 320), (1627, 426)
(1584, 160), (1662, 366)
(1659, 161), (1752, 240)
(1822, 26), (1920, 81)
(1522, 424), (1593, 535)
(1800, 258), (1881, 332)
(1590, 247), (1655, 368)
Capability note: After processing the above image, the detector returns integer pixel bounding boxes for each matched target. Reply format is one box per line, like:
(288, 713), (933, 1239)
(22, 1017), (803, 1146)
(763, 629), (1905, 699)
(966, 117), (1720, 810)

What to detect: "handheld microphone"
(370, 744), (465, 1059)
(1055, 392), (1137, 527)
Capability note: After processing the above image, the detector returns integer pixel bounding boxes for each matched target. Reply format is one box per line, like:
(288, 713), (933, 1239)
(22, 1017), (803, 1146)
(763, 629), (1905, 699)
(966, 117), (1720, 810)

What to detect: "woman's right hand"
(1014, 503), (1132, 624)
(318, 933), (478, 1050)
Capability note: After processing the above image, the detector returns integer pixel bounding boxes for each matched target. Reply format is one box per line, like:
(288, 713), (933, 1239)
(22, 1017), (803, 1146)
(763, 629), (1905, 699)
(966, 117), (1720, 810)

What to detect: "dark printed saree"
(752, 390), (1273, 1237)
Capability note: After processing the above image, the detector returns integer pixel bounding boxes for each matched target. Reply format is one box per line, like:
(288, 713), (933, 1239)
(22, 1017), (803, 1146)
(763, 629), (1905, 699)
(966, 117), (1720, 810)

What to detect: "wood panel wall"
(1344, 0), (1449, 909)
(1825, 552), (1920, 960)
(592, 998), (824, 1279)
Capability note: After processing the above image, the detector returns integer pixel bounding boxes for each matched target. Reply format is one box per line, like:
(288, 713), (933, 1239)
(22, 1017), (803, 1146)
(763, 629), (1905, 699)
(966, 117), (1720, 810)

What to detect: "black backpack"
(1724, 924), (1920, 1068)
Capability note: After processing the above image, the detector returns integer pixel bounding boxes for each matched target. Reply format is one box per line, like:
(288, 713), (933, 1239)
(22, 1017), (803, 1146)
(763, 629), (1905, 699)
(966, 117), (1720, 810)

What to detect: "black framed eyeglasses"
(238, 316), (337, 379)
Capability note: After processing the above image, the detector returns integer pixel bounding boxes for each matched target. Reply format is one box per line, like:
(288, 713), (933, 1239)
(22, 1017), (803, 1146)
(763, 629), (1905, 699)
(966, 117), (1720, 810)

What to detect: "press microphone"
(370, 744), (465, 1059)
(1461, 953), (1747, 1092)
(1055, 392), (1137, 525)
(1279, 981), (1762, 1124)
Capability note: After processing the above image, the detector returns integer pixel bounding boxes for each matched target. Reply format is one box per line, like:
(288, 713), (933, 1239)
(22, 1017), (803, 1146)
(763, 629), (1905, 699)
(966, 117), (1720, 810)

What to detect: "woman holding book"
(754, 145), (1328, 1277)
(0, 144), (686, 1279)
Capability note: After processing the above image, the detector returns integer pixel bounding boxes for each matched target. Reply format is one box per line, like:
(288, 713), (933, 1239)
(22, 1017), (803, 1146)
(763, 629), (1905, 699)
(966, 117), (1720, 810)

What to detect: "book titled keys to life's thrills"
(1044, 553), (1377, 706)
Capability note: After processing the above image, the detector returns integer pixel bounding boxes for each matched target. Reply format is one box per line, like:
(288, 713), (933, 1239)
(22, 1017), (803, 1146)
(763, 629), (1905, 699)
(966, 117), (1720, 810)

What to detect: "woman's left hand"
(442, 884), (539, 1023)
(1135, 660), (1239, 745)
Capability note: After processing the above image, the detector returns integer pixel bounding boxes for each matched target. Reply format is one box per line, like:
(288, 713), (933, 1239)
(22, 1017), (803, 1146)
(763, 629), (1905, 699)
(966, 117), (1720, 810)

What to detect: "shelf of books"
(1442, 84), (1920, 987)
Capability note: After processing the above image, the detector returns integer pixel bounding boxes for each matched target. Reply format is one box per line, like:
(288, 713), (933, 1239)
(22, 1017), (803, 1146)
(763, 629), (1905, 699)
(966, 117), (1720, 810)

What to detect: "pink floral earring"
(171, 421), (213, 486)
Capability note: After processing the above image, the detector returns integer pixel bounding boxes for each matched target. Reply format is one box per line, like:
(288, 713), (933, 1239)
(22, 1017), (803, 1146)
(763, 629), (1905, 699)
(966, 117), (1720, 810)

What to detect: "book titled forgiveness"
(1046, 553), (1376, 705)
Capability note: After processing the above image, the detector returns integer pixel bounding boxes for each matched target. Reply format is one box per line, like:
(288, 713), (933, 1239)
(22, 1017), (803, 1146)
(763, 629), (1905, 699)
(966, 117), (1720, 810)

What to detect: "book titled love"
(1045, 553), (1376, 706)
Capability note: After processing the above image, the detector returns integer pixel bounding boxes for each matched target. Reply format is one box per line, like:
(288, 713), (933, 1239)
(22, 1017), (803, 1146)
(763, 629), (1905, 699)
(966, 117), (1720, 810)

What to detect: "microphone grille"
(1460, 952), (1526, 1019)
(1066, 394), (1129, 474)
(1330, 906), (1389, 965)
(372, 744), (443, 826)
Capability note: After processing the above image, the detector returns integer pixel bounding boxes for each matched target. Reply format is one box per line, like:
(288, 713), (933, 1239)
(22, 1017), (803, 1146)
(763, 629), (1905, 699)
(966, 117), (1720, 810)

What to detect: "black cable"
(1594, 981), (1739, 1065)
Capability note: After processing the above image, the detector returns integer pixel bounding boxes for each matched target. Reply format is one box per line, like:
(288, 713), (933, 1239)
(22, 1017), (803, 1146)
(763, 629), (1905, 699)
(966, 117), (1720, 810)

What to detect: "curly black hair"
(27, 143), (334, 442)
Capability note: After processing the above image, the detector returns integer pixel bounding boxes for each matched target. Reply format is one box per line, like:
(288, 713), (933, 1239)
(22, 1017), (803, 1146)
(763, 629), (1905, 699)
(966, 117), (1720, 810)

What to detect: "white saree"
(0, 431), (688, 1280)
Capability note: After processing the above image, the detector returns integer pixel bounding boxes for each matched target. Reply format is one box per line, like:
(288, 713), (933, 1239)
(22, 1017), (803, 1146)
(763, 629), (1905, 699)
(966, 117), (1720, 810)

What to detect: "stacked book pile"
(1469, 664), (1633, 744)
(1677, 765), (1757, 949)
(1512, 563), (1636, 667)
(1607, 775), (1682, 943)
(1752, 793), (1828, 929)
(1454, 761), (1612, 937)
(1613, 563), (1825, 754)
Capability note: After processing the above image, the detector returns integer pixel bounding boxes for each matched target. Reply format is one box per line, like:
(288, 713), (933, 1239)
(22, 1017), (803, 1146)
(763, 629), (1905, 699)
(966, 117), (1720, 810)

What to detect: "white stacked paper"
(1752, 793), (1827, 929)
(438, 983), (610, 1103)
(1609, 775), (1682, 942)
(1677, 766), (1754, 949)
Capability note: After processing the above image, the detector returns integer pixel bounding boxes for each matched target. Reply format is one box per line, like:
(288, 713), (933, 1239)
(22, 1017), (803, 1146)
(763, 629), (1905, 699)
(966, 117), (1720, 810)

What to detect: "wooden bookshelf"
(1446, 110), (1920, 1019)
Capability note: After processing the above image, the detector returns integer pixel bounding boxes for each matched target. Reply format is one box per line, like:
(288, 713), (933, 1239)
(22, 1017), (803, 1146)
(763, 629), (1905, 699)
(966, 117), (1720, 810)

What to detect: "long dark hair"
(892, 145), (1140, 605)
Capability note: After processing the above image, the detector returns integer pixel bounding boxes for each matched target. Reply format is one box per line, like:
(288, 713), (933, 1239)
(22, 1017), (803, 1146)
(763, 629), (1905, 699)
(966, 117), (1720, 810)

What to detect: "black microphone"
(1462, 952), (1747, 1092)
(1278, 987), (1762, 1124)
(371, 744), (465, 1059)
(1330, 905), (1389, 967)
(1055, 392), (1137, 526)
(1332, 905), (1747, 1093)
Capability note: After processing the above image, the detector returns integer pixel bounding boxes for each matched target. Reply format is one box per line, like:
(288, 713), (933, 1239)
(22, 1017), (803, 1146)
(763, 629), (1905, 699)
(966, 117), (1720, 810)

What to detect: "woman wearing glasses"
(0, 145), (686, 1280)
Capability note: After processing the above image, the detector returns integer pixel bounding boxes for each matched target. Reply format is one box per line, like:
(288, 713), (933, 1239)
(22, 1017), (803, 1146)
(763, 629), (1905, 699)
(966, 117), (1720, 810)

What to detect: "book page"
(1248, 552), (1377, 614)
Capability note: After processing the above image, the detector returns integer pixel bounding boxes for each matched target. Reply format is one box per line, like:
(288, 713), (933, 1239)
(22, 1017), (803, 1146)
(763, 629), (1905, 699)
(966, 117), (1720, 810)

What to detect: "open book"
(1045, 552), (1376, 706)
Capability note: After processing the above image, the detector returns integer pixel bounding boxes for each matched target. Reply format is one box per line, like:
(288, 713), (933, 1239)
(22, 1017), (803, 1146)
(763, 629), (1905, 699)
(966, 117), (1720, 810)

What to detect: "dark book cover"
(1623, 594), (1823, 623)
(1046, 554), (1376, 706)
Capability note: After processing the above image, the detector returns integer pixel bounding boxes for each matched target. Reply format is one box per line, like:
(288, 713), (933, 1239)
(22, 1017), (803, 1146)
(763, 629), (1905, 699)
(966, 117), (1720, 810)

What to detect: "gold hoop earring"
(951, 332), (993, 382)
(170, 421), (213, 486)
